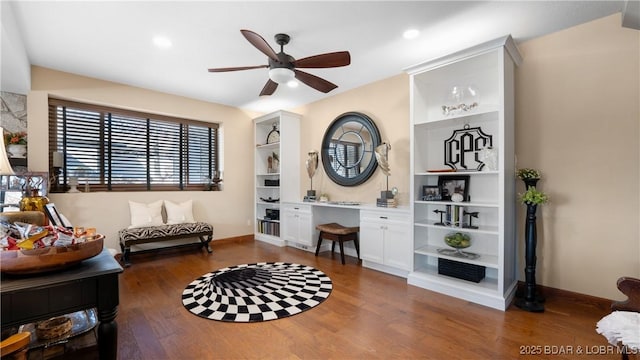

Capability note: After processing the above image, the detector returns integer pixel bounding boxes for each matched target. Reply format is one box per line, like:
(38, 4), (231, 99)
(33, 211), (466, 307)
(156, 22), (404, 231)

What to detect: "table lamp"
(52, 151), (63, 192)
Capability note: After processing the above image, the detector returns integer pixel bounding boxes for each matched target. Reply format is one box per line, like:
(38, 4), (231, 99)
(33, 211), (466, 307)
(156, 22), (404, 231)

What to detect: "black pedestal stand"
(515, 188), (545, 312)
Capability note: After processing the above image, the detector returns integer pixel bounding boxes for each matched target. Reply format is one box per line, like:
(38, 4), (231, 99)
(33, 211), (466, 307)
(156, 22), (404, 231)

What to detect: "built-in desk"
(281, 201), (412, 277)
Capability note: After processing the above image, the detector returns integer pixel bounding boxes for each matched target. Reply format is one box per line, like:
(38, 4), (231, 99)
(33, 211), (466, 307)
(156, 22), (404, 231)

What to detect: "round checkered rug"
(181, 262), (332, 322)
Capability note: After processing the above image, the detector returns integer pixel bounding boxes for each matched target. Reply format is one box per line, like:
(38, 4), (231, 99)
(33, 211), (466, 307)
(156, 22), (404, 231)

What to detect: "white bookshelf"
(253, 110), (301, 246)
(405, 35), (522, 310)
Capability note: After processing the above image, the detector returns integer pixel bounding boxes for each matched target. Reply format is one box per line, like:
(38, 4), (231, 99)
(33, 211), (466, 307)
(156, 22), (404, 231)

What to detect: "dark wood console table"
(1, 249), (123, 360)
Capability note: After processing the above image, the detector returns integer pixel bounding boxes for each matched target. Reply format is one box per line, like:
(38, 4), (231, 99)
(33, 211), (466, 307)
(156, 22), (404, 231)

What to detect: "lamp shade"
(53, 151), (64, 168)
(268, 68), (295, 84)
(0, 127), (15, 175)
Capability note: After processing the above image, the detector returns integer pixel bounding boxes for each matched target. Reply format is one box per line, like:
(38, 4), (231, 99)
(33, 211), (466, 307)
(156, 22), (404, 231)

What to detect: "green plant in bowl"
(444, 232), (471, 249)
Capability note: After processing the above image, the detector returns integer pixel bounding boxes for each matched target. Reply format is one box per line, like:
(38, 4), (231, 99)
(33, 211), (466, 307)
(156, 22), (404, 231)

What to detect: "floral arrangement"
(520, 187), (548, 205)
(4, 131), (27, 145)
(516, 168), (540, 180)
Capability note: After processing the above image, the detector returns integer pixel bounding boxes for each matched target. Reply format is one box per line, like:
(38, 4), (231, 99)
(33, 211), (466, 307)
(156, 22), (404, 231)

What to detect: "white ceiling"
(5, 1), (627, 113)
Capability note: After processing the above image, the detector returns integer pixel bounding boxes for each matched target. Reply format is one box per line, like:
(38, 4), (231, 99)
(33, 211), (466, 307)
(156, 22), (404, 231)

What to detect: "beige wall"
(514, 14), (639, 299)
(28, 66), (255, 250)
(293, 74), (410, 205)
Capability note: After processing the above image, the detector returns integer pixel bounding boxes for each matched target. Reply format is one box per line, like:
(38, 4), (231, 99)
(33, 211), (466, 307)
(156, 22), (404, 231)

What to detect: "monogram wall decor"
(443, 124), (493, 171)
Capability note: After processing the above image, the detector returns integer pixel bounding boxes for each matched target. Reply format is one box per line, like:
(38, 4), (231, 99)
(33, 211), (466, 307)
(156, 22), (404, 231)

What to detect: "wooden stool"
(315, 223), (360, 265)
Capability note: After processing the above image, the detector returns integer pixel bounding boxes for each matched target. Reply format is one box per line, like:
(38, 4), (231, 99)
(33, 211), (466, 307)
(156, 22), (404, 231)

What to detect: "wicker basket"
(438, 258), (485, 283)
(36, 316), (72, 340)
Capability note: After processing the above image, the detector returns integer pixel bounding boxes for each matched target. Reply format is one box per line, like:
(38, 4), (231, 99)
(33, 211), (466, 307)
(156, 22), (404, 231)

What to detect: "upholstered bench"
(118, 222), (213, 267)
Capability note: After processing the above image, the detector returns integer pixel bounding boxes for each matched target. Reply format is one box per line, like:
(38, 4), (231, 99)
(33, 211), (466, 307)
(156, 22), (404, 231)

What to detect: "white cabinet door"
(360, 209), (411, 270)
(282, 209), (299, 243)
(383, 222), (412, 271)
(297, 212), (313, 246)
(281, 204), (313, 246)
(360, 220), (384, 264)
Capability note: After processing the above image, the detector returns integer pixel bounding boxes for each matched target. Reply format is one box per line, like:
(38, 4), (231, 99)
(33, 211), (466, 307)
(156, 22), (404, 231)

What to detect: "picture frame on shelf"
(438, 175), (470, 201)
(44, 203), (71, 228)
(421, 185), (441, 201)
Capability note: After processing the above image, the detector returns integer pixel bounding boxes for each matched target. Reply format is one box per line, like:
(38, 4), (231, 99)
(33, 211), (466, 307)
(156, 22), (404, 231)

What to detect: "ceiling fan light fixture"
(403, 28), (420, 40)
(269, 68), (295, 84)
(287, 80), (299, 88)
(152, 36), (172, 48)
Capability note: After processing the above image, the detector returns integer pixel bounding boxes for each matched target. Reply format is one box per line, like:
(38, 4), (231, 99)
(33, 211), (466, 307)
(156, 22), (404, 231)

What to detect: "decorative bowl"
(444, 232), (471, 249)
(0, 235), (104, 275)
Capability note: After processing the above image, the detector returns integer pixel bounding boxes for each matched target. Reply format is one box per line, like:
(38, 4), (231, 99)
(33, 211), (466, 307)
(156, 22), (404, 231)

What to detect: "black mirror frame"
(321, 112), (381, 187)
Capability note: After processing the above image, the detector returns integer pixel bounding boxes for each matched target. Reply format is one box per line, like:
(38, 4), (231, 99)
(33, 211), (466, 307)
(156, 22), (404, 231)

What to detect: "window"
(48, 98), (219, 192)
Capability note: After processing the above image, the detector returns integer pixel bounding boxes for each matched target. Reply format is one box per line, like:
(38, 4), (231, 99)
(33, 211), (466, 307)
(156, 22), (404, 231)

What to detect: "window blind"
(48, 98), (219, 192)
(329, 140), (361, 178)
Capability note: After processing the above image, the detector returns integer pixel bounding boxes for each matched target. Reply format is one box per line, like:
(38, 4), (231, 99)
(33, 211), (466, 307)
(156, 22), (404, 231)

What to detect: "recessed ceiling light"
(153, 36), (172, 48)
(287, 80), (299, 88)
(403, 29), (420, 40)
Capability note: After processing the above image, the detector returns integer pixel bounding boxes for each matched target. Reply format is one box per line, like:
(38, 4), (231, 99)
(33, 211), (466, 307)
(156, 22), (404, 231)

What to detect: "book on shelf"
(444, 204), (465, 227)
(376, 198), (397, 208)
(257, 219), (280, 236)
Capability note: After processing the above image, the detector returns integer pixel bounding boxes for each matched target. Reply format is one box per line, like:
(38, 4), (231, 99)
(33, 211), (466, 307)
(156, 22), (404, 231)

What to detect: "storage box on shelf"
(406, 35), (521, 310)
(253, 111), (301, 246)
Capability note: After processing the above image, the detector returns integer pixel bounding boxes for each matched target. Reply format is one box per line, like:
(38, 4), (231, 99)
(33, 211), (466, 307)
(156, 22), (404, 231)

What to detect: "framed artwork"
(45, 203), (71, 228)
(421, 185), (441, 201)
(438, 175), (470, 201)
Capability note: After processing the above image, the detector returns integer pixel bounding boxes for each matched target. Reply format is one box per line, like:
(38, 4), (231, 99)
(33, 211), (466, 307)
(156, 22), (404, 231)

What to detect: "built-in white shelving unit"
(253, 110), (301, 246)
(405, 35), (522, 310)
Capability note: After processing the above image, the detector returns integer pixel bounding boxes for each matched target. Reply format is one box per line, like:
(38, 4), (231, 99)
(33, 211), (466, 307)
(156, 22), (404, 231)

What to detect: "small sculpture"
(375, 142), (395, 206)
(305, 150), (318, 201)
(374, 142), (391, 176)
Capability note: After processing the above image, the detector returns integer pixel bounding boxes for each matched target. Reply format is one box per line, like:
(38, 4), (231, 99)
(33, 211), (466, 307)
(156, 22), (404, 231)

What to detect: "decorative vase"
(6, 144), (27, 158)
(523, 178), (539, 190)
(19, 189), (50, 212)
(67, 177), (80, 193)
(515, 202), (544, 312)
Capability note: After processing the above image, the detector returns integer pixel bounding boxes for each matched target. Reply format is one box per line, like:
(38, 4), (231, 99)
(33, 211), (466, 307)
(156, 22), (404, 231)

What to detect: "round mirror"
(321, 112), (381, 187)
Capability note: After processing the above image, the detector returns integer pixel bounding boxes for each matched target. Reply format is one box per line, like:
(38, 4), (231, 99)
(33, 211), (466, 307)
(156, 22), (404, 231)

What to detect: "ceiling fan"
(208, 29), (351, 96)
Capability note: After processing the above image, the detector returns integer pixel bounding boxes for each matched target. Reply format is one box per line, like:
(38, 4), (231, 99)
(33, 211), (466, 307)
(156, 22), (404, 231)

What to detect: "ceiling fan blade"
(208, 65), (268, 72)
(260, 79), (278, 96)
(241, 29), (279, 61)
(294, 69), (338, 93)
(294, 51), (351, 68)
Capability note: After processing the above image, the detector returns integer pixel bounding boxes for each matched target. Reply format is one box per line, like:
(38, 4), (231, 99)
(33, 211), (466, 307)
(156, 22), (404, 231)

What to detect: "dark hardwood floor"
(116, 239), (619, 359)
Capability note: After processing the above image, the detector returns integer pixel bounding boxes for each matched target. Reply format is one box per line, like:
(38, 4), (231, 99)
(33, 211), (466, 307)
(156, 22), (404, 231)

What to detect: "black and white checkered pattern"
(182, 262), (332, 322)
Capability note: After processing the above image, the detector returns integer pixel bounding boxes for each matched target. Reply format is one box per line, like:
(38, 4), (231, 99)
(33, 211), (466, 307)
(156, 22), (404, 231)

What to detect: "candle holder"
(463, 211), (479, 229)
(211, 171), (223, 191)
(433, 209), (446, 226)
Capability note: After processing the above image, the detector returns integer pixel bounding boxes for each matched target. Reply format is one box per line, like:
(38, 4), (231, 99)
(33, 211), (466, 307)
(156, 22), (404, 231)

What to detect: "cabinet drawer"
(360, 210), (409, 224)
(282, 203), (312, 214)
